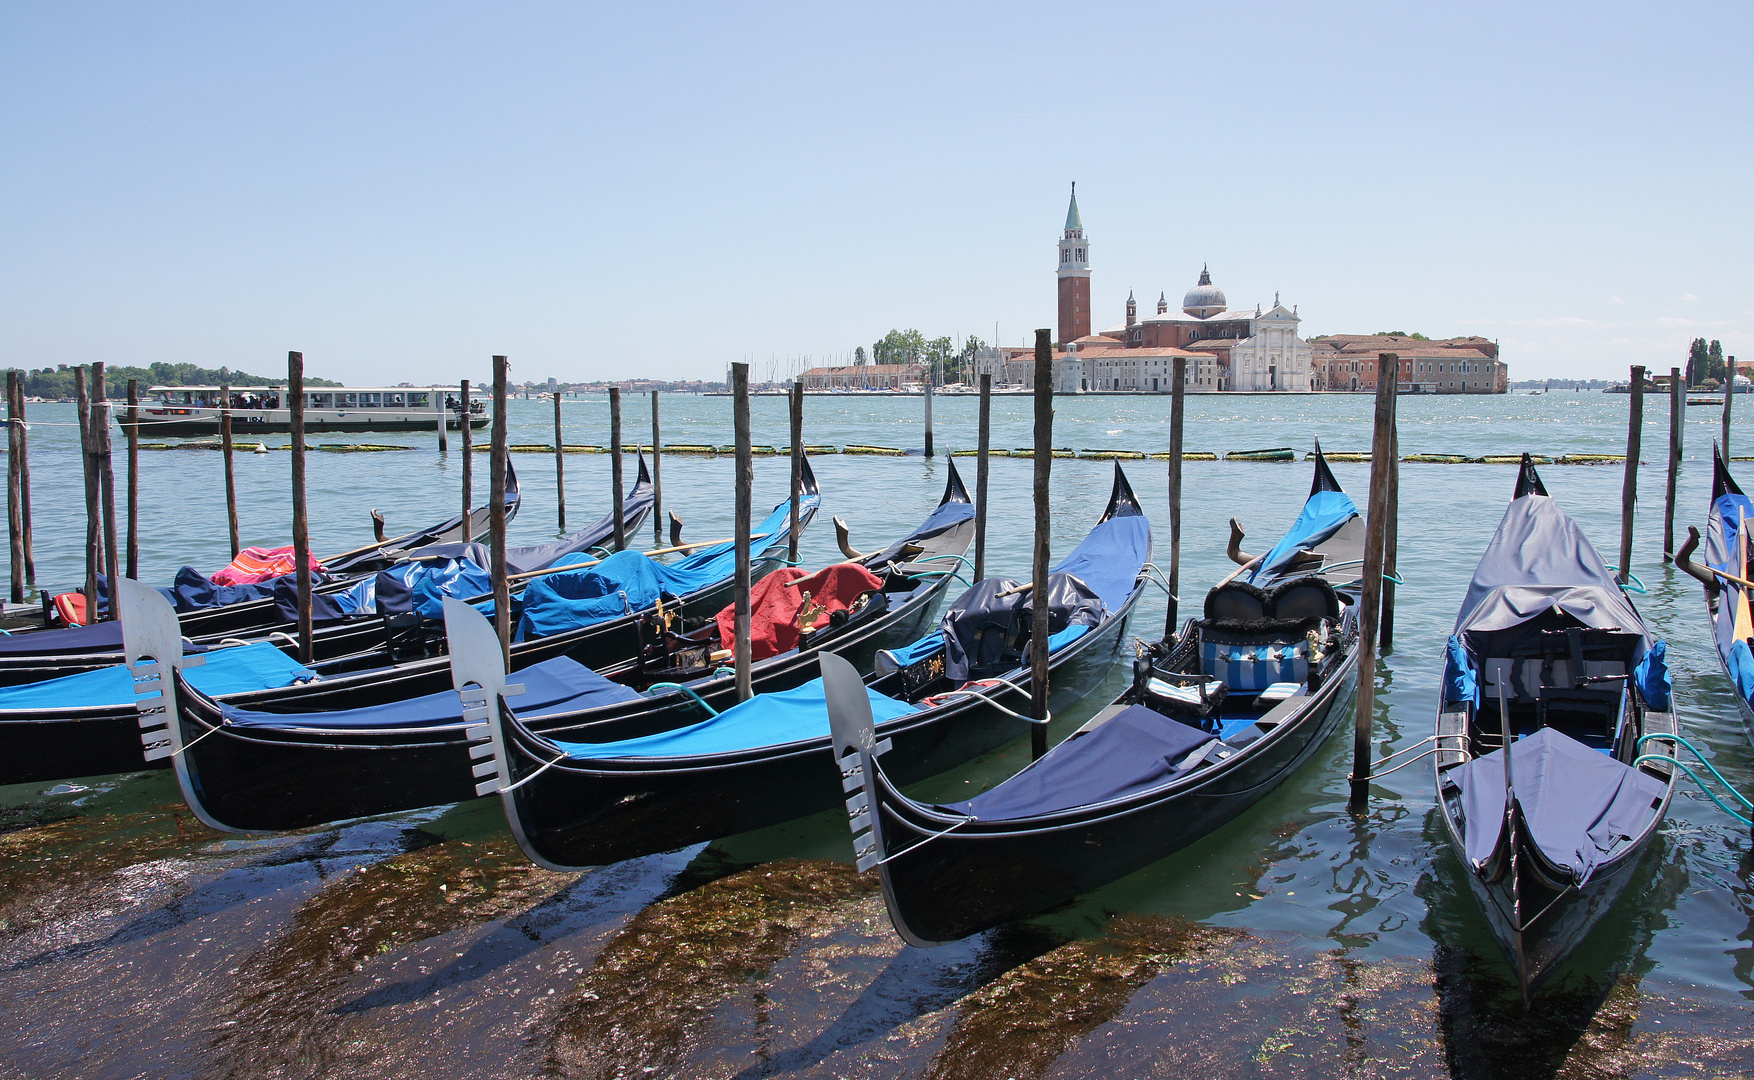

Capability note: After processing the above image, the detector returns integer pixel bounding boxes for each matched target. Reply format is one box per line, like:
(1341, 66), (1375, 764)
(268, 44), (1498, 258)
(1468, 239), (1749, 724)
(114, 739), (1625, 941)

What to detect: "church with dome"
(1051, 186), (1314, 392)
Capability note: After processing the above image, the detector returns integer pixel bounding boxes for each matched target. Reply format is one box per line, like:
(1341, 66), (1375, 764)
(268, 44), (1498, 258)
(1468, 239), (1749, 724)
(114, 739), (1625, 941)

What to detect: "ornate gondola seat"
(1197, 576), (1341, 692)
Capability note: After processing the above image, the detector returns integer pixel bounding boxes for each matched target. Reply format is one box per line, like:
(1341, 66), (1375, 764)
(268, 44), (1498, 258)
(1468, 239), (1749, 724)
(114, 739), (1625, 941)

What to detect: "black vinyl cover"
(1454, 495), (1652, 654)
(938, 704), (1215, 820)
(939, 572), (1106, 681)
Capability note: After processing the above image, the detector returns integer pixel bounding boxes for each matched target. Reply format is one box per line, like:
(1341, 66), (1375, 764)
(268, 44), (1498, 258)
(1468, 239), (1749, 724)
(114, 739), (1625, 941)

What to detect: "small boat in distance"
(138, 385), (488, 436)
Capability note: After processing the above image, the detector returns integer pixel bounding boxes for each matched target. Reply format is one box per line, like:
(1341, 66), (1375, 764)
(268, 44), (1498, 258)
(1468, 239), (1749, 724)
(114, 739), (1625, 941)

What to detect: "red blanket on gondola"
(211, 545), (327, 587)
(715, 562), (884, 662)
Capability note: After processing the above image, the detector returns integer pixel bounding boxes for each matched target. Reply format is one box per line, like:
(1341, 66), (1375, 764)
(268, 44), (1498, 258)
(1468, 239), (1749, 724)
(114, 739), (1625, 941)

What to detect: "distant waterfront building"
(1309, 335), (1507, 393)
(798, 363), (925, 390)
(1049, 189), (1312, 391)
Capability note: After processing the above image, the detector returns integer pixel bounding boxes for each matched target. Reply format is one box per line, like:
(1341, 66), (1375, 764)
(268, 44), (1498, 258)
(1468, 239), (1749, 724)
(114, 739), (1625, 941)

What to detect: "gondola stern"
(1310, 440), (1344, 495)
(942, 457), (973, 506)
(800, 453), (821, 498)
(1103, 461), (1144, 521)
(1513, 452), (1549, 500)
(1714, 442), (1743, 503)
(635, 449), (651, 486)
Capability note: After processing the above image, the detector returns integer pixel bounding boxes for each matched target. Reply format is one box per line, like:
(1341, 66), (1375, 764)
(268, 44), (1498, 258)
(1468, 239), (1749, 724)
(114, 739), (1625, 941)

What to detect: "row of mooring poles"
(1349, 352), (1400, 811)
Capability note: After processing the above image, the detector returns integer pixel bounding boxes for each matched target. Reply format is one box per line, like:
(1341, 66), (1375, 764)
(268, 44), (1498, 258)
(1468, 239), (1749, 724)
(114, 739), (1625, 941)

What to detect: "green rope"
(1636, 731), (1754, 813)
(644, 681), (719, 716)
(1632, 754), (1753, 826)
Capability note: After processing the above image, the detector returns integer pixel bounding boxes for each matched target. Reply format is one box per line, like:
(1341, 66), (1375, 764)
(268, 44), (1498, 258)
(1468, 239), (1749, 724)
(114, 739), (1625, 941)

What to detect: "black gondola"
(118, 464), (943, 833)
(1433, 454), (1678, 1005)
(0, 459), (656, 787)
(822, 447), (1363, 945)
(1675, 446), (1754, 732)
(468, 463), (1149, 872)
(0, 459), (542, 684)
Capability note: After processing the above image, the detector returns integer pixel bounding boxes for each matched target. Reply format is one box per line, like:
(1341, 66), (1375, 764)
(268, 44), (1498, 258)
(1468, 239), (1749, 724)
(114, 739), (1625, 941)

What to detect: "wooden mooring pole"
(220, 382), (240, 558)
(553, 391), (567, 532)
(1724, 358), (1737, 459)
(732, 362), (753, 702)
(13, 378), (30, 586)
(609, 387), (625, 550)
(1349, 352), (1398, 811)
(459, 380), (473, 542)
(651, 391), (664, 545)
(1030, 329), (1053, 761)
(6, 373), (22, 603)
(974, 373), (991, 581)
(1165, 356), (1186, 637)
(1664, 366), (1683, 563)
(126, 378), (139, 580)
(923, 381), (934, 458)
(75, 366), (100, 620)
(1618, 365), (1644, 585)
(788, 381), (803, 564)
(93, 364), (119, 599)
(491, 357), (511, 668)
(1381, 416), (1400, 651)
(289, 352), (313, 664)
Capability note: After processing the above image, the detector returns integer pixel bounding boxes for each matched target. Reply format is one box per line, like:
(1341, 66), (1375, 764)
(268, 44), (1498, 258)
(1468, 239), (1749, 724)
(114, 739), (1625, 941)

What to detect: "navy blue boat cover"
(1450, 725), (1667, 884)
(549, 676), (918, 760)
(0, 621), (132, 657)
(515, 492), (820, 641)
(0, 642), (316, 711)
(1445, 493), (1671, 709)
(938, 705), (1216, 820)
(877, 508), (1150, 673)
(218, 654), (642, 730)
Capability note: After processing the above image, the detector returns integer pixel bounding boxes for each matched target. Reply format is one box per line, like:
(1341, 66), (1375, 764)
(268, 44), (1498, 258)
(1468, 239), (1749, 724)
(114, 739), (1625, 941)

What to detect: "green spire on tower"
(1065, 182), (1082, 232)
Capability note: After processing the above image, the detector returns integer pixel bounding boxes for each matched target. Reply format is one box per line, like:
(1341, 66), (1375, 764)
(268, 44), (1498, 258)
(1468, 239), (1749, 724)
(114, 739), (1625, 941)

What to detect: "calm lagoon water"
(1, 389), (1751, 1077)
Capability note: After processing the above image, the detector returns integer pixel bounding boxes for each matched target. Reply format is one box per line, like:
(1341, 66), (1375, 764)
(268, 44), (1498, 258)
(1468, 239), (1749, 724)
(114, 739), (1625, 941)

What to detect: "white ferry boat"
(139, 386), (488, 437)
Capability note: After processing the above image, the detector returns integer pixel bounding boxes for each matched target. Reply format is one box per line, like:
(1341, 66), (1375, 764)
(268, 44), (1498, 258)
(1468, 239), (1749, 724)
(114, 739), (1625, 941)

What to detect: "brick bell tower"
(1057, 182), (1091, 345)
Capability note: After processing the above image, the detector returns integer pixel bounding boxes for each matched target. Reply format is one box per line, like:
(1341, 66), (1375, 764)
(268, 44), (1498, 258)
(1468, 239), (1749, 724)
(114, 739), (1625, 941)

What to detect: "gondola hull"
(166, 557), (947, 832)
(866, 622), (1357, 944)
(0, 708), (163, 786)
(496, 584), (1141, 870)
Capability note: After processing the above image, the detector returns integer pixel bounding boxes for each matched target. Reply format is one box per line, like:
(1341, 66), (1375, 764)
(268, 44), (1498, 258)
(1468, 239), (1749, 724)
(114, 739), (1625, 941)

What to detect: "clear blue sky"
(4, 2), (1748, 384)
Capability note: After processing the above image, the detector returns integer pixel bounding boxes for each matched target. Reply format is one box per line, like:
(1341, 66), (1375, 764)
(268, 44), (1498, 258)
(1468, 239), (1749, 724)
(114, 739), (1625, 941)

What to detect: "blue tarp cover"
(938, 704), (1215, 819)
(515, 495), (816, 641)
(1250, 489), (1360, 583)
(335, 557), (494, 619)
(1633, 640), (1673, 711)
(1444, 635), (1479, 705)
(0, 642), (315, 711)
(551, 676), (917, 760)
(1732, 640), (1754, 708)
(1452, 725), (1667, 884)
(220, 655), (642, 730)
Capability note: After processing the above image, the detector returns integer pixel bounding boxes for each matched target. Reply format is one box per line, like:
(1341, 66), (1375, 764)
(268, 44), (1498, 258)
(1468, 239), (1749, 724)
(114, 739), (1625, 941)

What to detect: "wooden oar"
(505, 534), (768, 583)
(1736, 507), (1752, 642)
